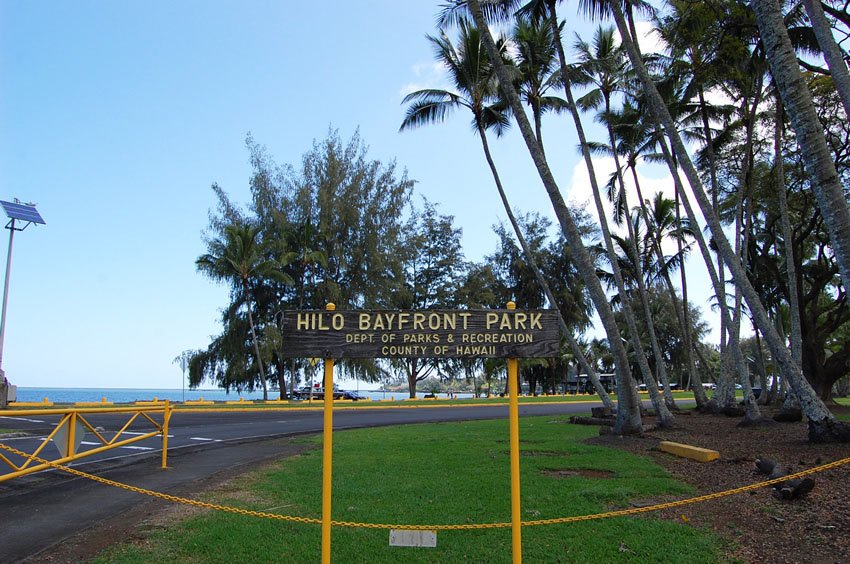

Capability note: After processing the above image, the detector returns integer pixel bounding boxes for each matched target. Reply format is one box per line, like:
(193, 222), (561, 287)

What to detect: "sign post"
(280, 305), (558, 564)
(506, 302), (522, 563)
(322, 303), (335, 564)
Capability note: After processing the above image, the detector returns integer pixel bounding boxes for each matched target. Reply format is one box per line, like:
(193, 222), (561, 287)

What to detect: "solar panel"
(0, 201), (45, 225)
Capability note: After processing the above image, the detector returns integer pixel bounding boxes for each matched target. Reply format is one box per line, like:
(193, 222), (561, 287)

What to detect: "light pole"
(173, 350), (192, 402)
(0, 200), (45, 408)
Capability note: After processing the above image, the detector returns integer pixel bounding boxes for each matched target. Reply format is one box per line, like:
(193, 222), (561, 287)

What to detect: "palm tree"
(280, 218), (327, 397)
(752, 0), (850, 326)
(772, 97), (803, 416)
(801, 0), (850, 118)
(604, 99), (710, 407)
(511, 16), (565, 148)
(652, 0), (740, 407)
(605, 0), (842, 438)
(574, 25), (678, 415)
(401, 19), (615, 409)
(638, 7), (764, 414)
(465, 0), (644, 434)
(638, 192), (710, 404)
(196, 223), (280, 400)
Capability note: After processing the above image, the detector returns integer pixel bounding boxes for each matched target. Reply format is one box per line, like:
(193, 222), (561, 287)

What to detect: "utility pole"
(0, 200), (45, 408)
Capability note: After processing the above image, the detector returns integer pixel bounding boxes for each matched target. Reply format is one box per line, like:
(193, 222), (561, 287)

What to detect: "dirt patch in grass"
(540, 468), (614, 479)
(502, 449), (566, 457)
(589, 404), (850, 563)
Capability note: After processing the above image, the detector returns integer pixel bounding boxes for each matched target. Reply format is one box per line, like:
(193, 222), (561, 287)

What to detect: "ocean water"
(12, 387), (473, 404)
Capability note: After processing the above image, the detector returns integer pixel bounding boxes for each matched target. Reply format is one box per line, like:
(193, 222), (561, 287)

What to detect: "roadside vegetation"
(166, 390), (699, 410)
(94, 416), (724, 563)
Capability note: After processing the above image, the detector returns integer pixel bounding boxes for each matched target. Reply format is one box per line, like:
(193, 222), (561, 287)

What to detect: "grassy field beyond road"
(96, 415), (723, 563)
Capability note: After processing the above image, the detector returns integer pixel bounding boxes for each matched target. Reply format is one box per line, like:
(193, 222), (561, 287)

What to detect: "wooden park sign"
(280, 309), (560, 359)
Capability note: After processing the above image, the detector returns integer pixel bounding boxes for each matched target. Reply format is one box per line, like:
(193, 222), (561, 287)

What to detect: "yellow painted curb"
(659, 441), (719, 462)
(184, 397), (215, 405)
(10, 399), (54, 407)
(75, 399), (114, 406)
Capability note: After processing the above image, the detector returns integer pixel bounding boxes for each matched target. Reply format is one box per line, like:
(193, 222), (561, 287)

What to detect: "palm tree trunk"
(732, 81), (764, 421)
(631, 165), (708, 407)
(244, 282), (268, 401)
(754, 327), (769, 405)
(753, 0), (850, 309)
(605, 110), (677, 413)
(731, 186), (761, 421)
(537, 3), (670, 427)
(694, 87), (736, 404)
(407, 358), (419, 399)
(610, 0), (841, 439)
(477, 125), (615, 410)
(655, 126), (756, 415)
(674, 182), (708, 406)
(802, 0), (850, 118)
(696, 94), (734, 410)
(773, 96), (804, 417)
(469, 0), (643, 434)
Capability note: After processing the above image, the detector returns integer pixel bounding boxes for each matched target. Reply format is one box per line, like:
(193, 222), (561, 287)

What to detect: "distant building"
(566, 373), (615, 394)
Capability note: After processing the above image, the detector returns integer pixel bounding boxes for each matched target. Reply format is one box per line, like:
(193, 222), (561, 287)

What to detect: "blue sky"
(1, 2), (717, 391)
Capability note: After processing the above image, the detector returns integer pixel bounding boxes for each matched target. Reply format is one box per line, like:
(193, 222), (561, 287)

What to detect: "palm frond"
(400, 92), (465, 131)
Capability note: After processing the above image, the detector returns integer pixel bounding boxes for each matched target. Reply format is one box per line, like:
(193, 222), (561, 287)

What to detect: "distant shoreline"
(11, 387), (471, 404)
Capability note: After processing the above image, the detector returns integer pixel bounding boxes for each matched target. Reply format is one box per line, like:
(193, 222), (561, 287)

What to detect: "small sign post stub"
(389, 529), (437, 548)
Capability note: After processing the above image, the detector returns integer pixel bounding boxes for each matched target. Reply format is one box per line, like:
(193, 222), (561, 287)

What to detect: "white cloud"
(631, 19), (664, 56)
(399, 61), (452, 98)
(564, 155), (707, 257)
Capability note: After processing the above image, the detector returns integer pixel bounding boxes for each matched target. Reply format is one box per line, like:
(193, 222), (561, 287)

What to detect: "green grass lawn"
(95, 416), (725, 563)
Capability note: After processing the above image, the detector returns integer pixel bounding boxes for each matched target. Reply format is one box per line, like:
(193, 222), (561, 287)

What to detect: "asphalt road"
(0, 401), (600, 562)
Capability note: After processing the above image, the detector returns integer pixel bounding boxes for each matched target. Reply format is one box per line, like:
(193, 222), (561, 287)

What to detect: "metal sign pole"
(0, 200), (46, 398)
(506, 301), (522, 564)
(321, 302), (336, 564)
(0, 218), (17, 376)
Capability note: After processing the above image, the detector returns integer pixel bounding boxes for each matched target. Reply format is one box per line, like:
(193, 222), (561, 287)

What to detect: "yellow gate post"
(67, 411), (77, 457)
(322, 303), (336, 564)
(161, 400), (172, 469)
(507, 301), (522, 564)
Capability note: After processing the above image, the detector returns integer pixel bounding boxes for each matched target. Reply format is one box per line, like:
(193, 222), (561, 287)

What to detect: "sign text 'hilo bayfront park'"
(280, 309), (560, 359)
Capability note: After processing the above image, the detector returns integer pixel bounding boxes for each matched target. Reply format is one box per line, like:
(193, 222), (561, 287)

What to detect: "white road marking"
(189, 437), (221, 442)
(2, 416), (45, 423)
(121, 445), (153, 451)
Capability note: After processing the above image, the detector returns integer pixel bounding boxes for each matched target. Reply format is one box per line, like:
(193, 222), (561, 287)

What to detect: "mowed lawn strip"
(95, 416), (724, 563)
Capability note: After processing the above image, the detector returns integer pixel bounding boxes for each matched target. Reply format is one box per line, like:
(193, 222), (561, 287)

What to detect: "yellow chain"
(0, 441), (847, 531)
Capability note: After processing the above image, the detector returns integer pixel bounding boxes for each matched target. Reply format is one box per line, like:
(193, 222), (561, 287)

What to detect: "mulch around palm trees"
(590, 404), (850, 563)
